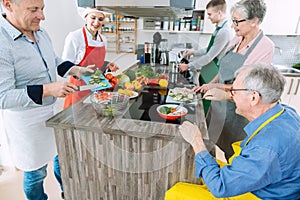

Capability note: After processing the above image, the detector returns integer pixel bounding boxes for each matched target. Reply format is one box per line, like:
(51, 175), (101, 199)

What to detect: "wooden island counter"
(46, 66), (208, 200)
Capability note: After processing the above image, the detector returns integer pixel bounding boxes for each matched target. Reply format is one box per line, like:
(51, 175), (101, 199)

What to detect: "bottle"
(180, 20), (185, 31)
(196, 16), (201, 31)
(140, 55), (145, 64)
(185, 20), (191, 31)
(169, 20), (174, 31)
(174, 20), (179, 31)
(192, 20), (197, 31)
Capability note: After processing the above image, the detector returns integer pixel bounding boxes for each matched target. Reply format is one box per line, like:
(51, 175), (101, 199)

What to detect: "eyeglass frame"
(232, 19), (247, 26)
(229, 88), (262, 97)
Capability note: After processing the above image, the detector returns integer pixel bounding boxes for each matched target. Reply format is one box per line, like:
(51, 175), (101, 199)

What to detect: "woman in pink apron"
(62, 8), (118, 108)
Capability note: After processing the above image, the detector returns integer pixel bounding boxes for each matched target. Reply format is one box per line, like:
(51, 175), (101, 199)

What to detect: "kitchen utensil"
(77, 83), (107, 91)
(81, 74), (112, 92)
(175, 102), (185, 111)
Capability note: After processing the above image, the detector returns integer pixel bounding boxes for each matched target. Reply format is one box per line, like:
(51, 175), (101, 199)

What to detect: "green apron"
(199, 21), (227, 115)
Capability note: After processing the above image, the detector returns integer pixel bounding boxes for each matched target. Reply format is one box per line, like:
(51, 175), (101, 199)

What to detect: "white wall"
(42, 0), (84, 57)
(44, 0), (137, 71)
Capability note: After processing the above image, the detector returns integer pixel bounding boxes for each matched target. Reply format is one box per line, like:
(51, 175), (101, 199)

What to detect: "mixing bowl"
(90, 92), (129, 117)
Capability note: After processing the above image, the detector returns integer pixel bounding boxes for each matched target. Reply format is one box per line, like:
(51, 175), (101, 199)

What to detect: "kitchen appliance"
(153, 32), (162, 64)
(94, 0), (194, 18)
(159, 39), (169, 65)
(144, 42), (154, 64)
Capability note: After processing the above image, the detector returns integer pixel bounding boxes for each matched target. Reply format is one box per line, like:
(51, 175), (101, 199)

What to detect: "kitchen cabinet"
(102, 14), (137, 54)
(281, 75), (300, 114)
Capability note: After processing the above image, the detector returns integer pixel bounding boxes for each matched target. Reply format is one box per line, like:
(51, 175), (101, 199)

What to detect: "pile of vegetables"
(168, 87), (195, 102)
(159, 106), (176, 115)
(89, 69), (107, 86)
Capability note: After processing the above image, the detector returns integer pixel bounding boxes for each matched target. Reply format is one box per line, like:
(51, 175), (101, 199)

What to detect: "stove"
(123, 88), (196, 125)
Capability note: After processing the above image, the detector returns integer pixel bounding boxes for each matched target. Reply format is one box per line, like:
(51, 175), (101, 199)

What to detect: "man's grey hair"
(235, 63), (286, 104)
(231, 0), (266, 24)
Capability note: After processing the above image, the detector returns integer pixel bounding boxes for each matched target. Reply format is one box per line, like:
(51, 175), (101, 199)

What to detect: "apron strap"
(206, 20), (228, 64)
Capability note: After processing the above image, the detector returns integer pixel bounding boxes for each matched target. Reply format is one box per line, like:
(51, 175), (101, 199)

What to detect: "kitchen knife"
(77, 84), (104, 91)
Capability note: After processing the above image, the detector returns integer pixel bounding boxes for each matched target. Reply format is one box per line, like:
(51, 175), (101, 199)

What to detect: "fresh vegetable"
(105, 73), (114, 81)
(111, 77), (119, 85)
(118, 88), (134, 97)
(159, 106), (173, 114)
(95, 92), (113, 101)
(136, 65), (160, 78)
(88, 69), (105, 84)
(125, 69), (136, 81)
(168, 87), (194, 102)
(117, 74), (130, 85)
(158, 79), (168, 88)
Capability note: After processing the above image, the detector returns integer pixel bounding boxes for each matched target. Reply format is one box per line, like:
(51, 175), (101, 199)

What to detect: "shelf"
(118, 31), (135, 33)
(102, 13), (137, 54)
(119, 42), (135, 44)
(139, 29), (210, 34)
(119, 21), (135, 24)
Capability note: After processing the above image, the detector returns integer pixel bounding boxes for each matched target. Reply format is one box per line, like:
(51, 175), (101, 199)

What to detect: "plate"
(156, 104), (188, 120)
(130, 91), (139, 99)
(81, 74), (112, 92)
(166, 88), (195, 104)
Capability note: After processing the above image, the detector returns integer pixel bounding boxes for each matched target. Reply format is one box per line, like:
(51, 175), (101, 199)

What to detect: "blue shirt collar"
(244, 103), (284, 137)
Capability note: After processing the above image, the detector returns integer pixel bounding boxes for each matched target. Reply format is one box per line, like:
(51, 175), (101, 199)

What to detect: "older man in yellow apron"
(165, 65), (300, 199)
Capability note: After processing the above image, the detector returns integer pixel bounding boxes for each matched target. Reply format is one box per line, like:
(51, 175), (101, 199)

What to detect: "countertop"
(45, 65), (208, 199)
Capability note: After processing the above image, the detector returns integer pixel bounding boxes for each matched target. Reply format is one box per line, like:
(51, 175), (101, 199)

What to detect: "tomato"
(111, 77), (119, 85)
(105, 73), (114, 81)
(110, 82), (115, 89)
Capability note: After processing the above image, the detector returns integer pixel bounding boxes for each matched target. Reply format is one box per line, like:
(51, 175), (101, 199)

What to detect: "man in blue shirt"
(165, 64), (300, 199)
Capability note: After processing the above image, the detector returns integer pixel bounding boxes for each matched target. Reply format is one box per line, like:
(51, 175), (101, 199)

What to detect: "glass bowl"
(90, 91), (129, 117)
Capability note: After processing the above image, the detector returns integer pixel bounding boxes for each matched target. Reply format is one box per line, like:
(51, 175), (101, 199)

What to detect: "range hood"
(94, 0), (195, 19)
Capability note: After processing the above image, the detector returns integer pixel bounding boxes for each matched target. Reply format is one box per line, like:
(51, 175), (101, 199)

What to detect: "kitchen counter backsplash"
(268, 35), (300, 67)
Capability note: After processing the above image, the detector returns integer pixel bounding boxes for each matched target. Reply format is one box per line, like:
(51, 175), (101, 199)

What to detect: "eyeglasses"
(230, 88), (261, 97)
(232, 19), (246, 26)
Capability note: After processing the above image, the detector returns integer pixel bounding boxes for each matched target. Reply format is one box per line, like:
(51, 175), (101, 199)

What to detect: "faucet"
(295, 16), (300, 34)
(275, 46), (282, 55)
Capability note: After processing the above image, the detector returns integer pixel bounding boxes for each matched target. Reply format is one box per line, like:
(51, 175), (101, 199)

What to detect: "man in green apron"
(165, 64), (300, 199)
(179, 0), (233, 114)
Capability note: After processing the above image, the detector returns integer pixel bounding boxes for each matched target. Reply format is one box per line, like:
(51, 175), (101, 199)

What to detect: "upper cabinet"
(261, 0), (300, 35)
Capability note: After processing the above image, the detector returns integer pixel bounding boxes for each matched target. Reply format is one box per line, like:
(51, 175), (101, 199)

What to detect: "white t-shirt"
(62, 27), (107, 64)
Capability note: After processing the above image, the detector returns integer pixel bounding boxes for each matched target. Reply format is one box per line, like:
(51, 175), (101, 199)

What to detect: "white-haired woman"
(193, 0), (275, 160)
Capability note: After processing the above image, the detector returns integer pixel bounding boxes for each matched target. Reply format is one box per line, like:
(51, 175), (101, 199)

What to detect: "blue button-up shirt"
(0, 15), (73, 110)
(195, 103), (300, 199)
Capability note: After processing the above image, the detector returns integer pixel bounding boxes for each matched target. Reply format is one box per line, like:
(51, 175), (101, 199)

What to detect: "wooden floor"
(0, 163), (63, 200)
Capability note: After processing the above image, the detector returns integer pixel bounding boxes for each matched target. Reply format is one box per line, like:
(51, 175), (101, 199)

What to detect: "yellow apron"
(165, 108), (285, 200)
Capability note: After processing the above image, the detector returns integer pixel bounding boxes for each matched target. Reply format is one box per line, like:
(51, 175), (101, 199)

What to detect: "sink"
(272, 64), (300, 75)
(277, 68), (300, 74)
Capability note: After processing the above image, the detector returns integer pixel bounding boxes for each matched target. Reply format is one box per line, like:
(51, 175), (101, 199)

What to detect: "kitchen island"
(46, 66), (208, 200)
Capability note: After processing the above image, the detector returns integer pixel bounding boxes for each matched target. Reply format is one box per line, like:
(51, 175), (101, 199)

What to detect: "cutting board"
(81, 74), (112, 92)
